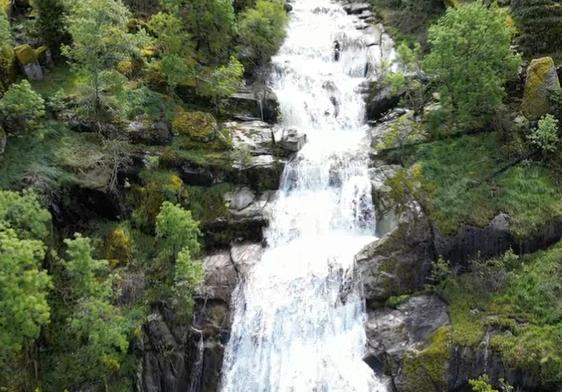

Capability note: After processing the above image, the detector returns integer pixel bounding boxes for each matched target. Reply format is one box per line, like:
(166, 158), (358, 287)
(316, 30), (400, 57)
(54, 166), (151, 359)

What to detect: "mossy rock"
(13, 44), (38, 65)
(172, 110), (219, 142)
(400, 326), (451, 392)
(105, 227), (133, 267)
(521, 57), (561, 120)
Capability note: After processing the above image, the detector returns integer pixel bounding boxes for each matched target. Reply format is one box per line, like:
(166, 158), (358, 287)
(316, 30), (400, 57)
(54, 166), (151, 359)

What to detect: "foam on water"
(220, 1), (390, 391)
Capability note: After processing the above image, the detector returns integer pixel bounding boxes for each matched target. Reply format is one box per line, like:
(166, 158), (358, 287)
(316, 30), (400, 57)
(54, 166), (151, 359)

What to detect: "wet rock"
(343, 2), (370, 15)
(521, 56), (561, 120)
(366, 81), (404, 121)
(356, 217), (435, 307)
(227, 187), (256, 211)
(230, 242), (264, 277)
(225, 85), (280, 123)
(277, 127), (307, 155)
(127, 116), (172, 146)
(369, 162), (400, 236)
(198, 251), (239, 303)
(364, 295), (450, 370)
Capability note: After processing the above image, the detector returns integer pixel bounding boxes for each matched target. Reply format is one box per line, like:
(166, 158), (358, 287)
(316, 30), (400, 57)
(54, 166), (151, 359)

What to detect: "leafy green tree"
(155, 201), (200, 259)
(0, 8), (11, 46)
(469, 375), (498, 392)
(0, 189), (51, 240)
(199, 55), (244, 111)
(148, 11), (194, 93)
(0, 225), (51, 365)
(423, 2), (520, 130)
(32, 0), (69, 56)
(48, 234), (129, 389)
(182, 0), (236, 60)
(0, 80), (45, 133)
(237, 0), (288, 72)
(62, 0), (147, 119)
(174, 247), (204, 318)
(155, 202), (203, 318)
(511, 0), (562, 56)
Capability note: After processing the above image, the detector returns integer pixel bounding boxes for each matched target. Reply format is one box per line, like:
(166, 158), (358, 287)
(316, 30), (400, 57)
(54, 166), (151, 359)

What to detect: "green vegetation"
(424, 2), (519, 131)
(511, 0), (562, 57)
(0, 79), (45, 133)
(440, 243), (562, 388)
(237, 0), (288, 72)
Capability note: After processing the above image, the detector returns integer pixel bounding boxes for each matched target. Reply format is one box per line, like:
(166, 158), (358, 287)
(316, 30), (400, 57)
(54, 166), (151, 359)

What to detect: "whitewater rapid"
(220, 1), (391, 391)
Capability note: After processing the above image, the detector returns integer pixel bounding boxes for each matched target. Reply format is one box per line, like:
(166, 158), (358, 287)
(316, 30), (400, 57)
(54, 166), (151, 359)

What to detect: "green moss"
(13, 44), (38, 64)
(187, 183), (232, 224)
(442, 241), (562, 387)
(401, 326), (450, 392)
(385, 294), (411, 308)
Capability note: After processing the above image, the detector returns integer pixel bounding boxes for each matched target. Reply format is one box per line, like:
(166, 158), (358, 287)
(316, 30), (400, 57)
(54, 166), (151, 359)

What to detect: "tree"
(32, 0), (69, 57)
(155, 202), (204, 319)
(237, 0), (288, 72)
(52, 234), (129, 389)
(62, 0), (146, 119)
(0, 189), (51, 240)
(0, 225), (51, 365)
(198, 55), (244, 111)
(182, 0), (236, 60)
(155, 201), (200, 259)
(511, 0), (562, 56)
(0, 8), (11, 46)
(0, 80), (45, 133)
(469, 375), (498, 392)
(423, 2), (520, 130)
(147, 11), (195, 93)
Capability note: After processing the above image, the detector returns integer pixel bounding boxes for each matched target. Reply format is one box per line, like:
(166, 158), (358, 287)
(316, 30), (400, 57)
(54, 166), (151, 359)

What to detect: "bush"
(424, 2), (520, 130)
(0, 80), (45, 133)
(237, 0), (288, 72)
(172, 109), (218, 140)
(527, 114), (560, 157)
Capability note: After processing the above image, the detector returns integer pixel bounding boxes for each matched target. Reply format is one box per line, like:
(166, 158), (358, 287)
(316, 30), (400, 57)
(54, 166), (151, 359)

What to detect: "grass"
(441, 242), (562, 388)
(411, 132), (562, 237)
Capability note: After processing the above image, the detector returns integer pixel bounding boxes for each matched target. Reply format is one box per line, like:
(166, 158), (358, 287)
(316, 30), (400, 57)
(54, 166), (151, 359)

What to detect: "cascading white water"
(221, 1), (391, 391)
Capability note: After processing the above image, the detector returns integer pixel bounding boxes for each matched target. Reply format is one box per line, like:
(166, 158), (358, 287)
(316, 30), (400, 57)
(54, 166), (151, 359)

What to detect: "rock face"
(364, 295), (449, 375)
(225, 85), (280, 123)
(128, 117), (172, 146)
(137, 244), (264, 392)
(521, 57), (561, 120)
(366, 82), (403, 122)
(356, 216), (435, 307)
(13, 44), (44, 80)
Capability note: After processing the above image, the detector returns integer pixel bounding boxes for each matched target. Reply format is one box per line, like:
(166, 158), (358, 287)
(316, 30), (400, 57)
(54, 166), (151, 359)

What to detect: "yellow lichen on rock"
(522, 57), (561, 120)
(172, 109), (218, 141)
(13, 44), (38, 65)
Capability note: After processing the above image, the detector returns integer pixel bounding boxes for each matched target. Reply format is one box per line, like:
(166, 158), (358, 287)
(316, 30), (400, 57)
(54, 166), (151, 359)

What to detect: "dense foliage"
(424, 2), (520, 130)
(511, 0), (562, 56)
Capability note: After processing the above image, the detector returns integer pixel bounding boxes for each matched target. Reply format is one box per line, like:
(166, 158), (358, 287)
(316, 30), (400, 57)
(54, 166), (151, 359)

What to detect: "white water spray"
(221, 1), (390, 391)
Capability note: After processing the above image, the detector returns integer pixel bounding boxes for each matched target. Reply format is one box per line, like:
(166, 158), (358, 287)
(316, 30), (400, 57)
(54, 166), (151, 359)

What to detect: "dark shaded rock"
(198, 251), (238, 304)
(364, 295), (449, 376)
(366, 82), (403, 121)
(356, 216), (435, 307)
(225, 86), (280, 124)
(0, 127), (6, 155)
(177, 162), (217, 187)
(128, 117), (172, 146)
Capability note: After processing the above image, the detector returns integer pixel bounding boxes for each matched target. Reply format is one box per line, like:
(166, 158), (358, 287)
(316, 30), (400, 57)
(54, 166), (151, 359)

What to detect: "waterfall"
(220, 1), (390, 390)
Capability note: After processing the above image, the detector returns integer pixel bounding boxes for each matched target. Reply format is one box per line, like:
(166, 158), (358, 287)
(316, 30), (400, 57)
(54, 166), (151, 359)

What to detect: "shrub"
(0, 80), (45, 133)
(172, 109), (218, 140)
(527, 113), (560, 156)
(424, 2), (520, 130)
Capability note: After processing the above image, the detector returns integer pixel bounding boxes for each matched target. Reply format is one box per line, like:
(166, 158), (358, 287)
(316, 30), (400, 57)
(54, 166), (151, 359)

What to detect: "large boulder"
(13, 44), (44, 80)
(356, 216), (435, 307)
(521, 57), (561, 120)
(128, 116), (172, 146)
(225, 85), (280, 123)
(366, 82), (404, 121)
(364, 295), (450, 375)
